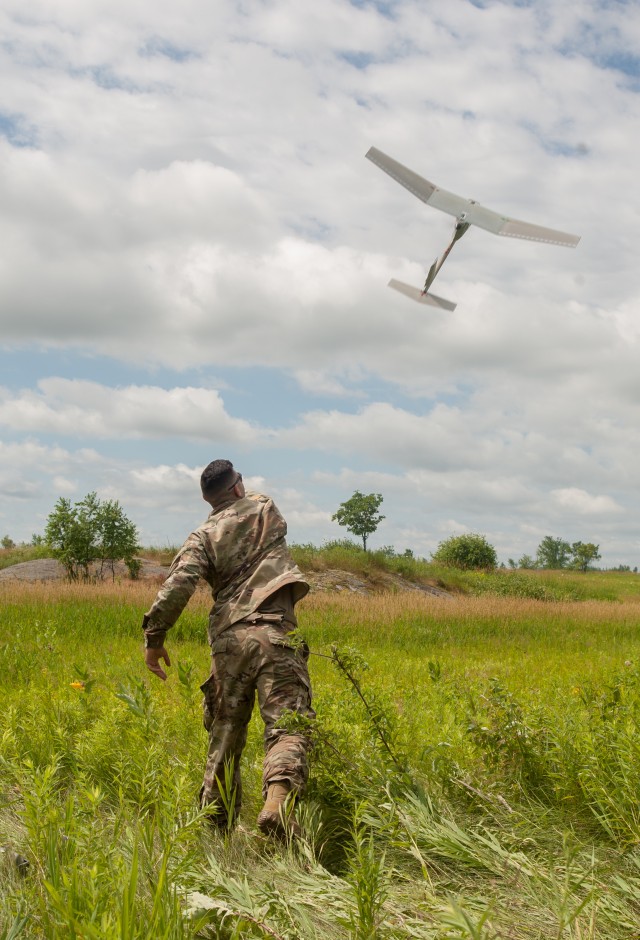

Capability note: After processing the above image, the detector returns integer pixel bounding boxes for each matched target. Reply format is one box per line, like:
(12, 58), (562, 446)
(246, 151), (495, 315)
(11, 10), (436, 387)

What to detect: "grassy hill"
(3, 538), (640, 602)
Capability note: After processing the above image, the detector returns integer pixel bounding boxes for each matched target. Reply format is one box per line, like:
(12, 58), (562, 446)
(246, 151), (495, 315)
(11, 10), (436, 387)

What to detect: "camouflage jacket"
(143, 492), (309, 649)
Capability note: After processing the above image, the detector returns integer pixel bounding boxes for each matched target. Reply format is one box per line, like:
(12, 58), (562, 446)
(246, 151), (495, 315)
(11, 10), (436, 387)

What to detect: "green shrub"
(432, 533), (498, 570)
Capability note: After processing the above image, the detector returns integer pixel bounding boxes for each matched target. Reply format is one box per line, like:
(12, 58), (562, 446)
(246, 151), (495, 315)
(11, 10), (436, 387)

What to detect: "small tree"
(332, 491), (384, 552)
(95, 497), (140, 578)
(1, 535), (16, 550)
(45, 497), (94, 580)
(432, 533), (497, 570)
(45, 492), (139, 580)
(536, 535), (571, 570)
(570, 541), (601, 572)
(518, 554), (538, 570)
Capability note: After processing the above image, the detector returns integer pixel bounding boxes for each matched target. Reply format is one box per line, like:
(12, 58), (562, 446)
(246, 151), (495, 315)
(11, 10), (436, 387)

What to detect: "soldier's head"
(200, 459), (245, 506)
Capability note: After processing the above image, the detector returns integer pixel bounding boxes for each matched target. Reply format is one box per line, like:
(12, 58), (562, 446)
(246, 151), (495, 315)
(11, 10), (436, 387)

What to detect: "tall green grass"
(291, 539), (432, 582)
(0, 544), (52, 571)
(3, 582), (640, 937)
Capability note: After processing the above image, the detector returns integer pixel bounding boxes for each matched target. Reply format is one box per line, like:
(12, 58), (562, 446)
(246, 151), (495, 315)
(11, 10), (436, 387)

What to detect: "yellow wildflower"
(70, 681), (85, 690)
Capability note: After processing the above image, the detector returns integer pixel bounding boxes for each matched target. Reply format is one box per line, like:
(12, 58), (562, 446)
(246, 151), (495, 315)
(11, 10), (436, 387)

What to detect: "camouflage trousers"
(199, 619), (314, 820)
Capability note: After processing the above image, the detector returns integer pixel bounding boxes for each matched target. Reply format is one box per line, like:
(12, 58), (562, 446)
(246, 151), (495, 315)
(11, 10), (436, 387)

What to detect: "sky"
(1, 0), (639, 566)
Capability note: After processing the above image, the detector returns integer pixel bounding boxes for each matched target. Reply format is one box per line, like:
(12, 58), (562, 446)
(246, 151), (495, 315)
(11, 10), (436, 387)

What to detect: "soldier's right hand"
(144, 645), (172, 681)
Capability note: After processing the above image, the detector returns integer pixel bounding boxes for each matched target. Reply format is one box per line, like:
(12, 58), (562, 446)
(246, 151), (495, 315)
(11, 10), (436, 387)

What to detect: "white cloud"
(0, 439), (101, 473)
(52, 475), (78, 494)
(129, 462), (201, 493)
(0, 440), (102, 533)
(292, 369), (366, 399)
(127, 160), (271, 249)
(551, 487), (623, 516)
(0, 380), (258, 442)
(262, 486), (332, 538)
(439, 519), (471, 536)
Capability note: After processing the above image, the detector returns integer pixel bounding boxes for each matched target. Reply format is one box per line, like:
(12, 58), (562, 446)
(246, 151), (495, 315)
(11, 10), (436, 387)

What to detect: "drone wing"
(366, 147), (580, 248)
(388, 279), (457, 311)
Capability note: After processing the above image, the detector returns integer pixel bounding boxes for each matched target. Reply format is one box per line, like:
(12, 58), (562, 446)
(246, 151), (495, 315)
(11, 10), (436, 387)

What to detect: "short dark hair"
(200, 459), (237, 499)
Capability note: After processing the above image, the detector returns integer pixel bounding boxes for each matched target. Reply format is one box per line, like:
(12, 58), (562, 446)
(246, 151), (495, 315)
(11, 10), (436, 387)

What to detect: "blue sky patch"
(347, 0), (397, 18)
(338, 50), (377, 70)
(0, 112), (37, 148)
(141, 37), (199, 63)
(75, 66), (142, 93)
(598, 50), (640, 87)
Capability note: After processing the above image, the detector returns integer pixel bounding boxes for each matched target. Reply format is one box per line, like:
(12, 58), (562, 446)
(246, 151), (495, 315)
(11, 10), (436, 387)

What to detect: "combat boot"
(257, 783), (300, 839)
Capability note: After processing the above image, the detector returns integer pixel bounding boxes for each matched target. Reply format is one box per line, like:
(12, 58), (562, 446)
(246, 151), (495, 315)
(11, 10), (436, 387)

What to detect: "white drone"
(366, 146), (580, 311)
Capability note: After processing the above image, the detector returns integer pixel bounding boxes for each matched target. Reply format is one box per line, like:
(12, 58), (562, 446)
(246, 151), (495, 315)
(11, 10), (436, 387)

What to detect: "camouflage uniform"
(143, 491), (314, 821)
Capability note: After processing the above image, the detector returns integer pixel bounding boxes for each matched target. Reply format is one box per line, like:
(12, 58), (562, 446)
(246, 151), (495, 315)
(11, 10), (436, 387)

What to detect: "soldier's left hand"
(145, 645), (172, 681)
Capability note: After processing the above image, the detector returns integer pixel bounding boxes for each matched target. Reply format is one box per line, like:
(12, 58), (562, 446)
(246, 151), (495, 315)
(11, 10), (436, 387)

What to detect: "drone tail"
(388, 279), (457, 311)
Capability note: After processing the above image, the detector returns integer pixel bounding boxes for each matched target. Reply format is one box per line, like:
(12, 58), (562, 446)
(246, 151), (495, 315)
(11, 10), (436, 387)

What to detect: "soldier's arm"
(142, 533), (210, 674)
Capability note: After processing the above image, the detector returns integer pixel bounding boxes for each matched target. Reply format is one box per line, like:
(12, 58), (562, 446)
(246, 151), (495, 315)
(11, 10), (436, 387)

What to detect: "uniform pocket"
(200, 673), (218, 732)
(265, 628), (313, 702)
(266, 627), (295, 650)
(266, 625), (308, 653)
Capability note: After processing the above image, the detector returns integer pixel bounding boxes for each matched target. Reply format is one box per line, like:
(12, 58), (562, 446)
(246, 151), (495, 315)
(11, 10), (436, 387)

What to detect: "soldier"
(142, 459), (314, 837)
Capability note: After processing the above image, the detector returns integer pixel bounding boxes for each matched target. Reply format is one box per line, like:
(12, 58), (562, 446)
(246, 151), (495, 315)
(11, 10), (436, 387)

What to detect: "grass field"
(2, 580), (640, 937)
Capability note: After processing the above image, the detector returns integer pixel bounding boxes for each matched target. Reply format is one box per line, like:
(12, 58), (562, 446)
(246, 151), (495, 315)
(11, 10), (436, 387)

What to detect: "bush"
(432, 533), (497, 571)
